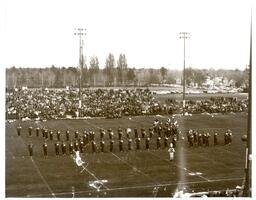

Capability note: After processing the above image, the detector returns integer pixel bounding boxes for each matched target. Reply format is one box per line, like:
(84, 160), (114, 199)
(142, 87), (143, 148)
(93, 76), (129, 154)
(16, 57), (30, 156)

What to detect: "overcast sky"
(0, 0), (254, 70)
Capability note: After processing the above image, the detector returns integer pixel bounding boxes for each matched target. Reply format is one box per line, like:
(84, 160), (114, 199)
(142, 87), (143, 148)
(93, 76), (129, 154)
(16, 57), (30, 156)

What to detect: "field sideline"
(6, 111), (247, 197)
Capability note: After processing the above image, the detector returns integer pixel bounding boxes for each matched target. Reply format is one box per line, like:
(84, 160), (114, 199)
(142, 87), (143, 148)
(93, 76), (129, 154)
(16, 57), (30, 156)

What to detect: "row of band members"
(17, 125), (232, 146)
(27, 136), (176, 156)
(186, 129), (232, 146)
(26, 130), (232, 157)
(16, 126), (179, 141)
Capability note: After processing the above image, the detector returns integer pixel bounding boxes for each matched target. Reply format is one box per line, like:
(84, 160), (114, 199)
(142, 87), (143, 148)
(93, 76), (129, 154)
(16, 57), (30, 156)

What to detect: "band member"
(74, 131), (79, 139)
(146, 137), (150, 150)
(119, 140), (123, 152)
(134, 128), (138, 138)
(118, 130), (123, 140)
(79, 141), (84, 153)
(202, 133), (207, 146)
(198, 133), (202, 146)
(44, 129), (48, 139)
(91, 141), (96, 153)
(43, 142), (48, 157)
(187, 129), (192, 143)
(136, 138), (141, 150)
(100, 129), (105, 140)
(228, 132), (232, 144)
(214, 133), (218, 145)
(141, 128), (146, 138)
(49, 130), (53, 140)
(156, 137), (161, 149)
(157, 127), (162, 138)
(193, 130), (198, 144)
(66, 130), (70, 141)
(128, 139), (132, 150)
(100, 141), (105, 152)
(153, 119), (159, 127)
(57, 130), (61, 141)
(227, 130), (232, 144)
(168, 143), (175, 161)
(205, 133), (210, 146)
(110, 140), (114, 152)
(74, 151), (84, 167)
(149, 128), (154, 138)
(28, 126), (32, 137)
(17, 125), (22, 136)
(74, 141), (79, 151)
(90, 131), (95, 141)
(61, 142), (66, 155)
(83, 134), (88, 145)
(189, 134), (194, 147)
(224, 132), (229, 145)
(42, 128), (45, 138)
(167, 127), (171, 137)
(55, 143), (60, 156)
(36, 127), (40, 137)
(28, 143), (33, 156)
(163, 128), (168, 137)
(109, 129), (114, 140)
(69, 142), (74, 154)
(172, 137), (177, 148)
(164, 137), (168, 148)
(126, 128), (132, 139)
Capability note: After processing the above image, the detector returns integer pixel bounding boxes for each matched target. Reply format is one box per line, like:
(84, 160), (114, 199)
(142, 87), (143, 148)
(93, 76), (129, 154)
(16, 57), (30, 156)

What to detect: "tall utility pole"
(74, 28), (86, 116)
(243, 11), (252, 197)
(179, 32), (190, 115)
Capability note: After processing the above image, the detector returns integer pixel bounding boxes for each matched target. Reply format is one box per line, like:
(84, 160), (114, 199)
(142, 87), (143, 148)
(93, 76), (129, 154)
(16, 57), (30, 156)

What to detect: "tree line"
(6, 53), (248, 88)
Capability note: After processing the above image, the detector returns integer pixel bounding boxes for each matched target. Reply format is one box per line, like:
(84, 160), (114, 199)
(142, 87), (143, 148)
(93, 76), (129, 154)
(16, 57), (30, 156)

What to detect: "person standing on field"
(168, 143), (175, 161)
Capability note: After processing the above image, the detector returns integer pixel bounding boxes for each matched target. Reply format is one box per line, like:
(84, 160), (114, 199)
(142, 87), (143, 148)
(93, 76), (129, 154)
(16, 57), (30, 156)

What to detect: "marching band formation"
(17, 117), (232, 158)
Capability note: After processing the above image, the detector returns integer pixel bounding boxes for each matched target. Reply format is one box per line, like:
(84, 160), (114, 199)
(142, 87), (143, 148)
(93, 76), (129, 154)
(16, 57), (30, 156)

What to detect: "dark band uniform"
(17, 125), (22, 136)
(43, 143), (47, 156)
(28, 143), (33, 156)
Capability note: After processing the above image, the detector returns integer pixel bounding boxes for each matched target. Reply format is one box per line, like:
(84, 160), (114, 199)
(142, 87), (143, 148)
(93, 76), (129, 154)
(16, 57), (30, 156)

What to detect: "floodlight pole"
(74, 28), (86, 116)
(243, 11), (252, 197)
(179, 32), (190, 116)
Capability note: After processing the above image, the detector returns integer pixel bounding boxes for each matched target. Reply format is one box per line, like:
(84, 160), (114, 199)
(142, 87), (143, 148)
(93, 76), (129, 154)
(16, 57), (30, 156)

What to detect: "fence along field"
(6, 107), (247, 197)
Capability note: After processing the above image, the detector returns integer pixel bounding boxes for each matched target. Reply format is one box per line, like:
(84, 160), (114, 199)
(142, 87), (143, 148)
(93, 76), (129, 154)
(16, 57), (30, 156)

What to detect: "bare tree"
(117, 54), (128, 85)
(89, 56), (100, 86)
(104, 53), (115, 86)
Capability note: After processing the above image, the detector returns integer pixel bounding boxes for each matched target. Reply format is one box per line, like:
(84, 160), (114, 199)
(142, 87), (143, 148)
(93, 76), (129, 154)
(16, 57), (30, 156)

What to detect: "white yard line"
(147, 150), (211, 182)
(214, 146), (244, 158)
(70, 154), (110, 191)
(83, 119), (100, 129)
(26, 176), (244, 197)
(181, 147), (230, 168)
(30, 157), (56, 197)
(10, 123), (56, 198)
(110, 152), (160, 185)
(30, 120), (108, 192)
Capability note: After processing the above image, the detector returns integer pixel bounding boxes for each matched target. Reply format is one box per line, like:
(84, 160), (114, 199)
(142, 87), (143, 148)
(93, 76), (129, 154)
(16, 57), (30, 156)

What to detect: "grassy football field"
(6, 111), (247, 197)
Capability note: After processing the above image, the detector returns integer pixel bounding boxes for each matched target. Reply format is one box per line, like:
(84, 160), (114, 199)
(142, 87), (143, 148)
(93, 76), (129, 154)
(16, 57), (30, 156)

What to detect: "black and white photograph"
(1, 0), (255, 198)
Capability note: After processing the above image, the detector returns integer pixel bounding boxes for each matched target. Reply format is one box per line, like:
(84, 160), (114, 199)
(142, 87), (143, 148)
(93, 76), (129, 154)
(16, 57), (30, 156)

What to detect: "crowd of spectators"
(166, 96), (248, 114)
(6, 88), (161, 120)
(6, 88), (248, 120)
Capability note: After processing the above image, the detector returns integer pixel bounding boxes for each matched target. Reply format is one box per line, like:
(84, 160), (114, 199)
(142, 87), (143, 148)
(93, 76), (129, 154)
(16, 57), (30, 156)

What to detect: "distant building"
(189, 81), (195, 87)
(202, 76), (214, 88)
(228, 79), (235, 87)
(222, 77), (229, 86)
(213, 77), (223, 86)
